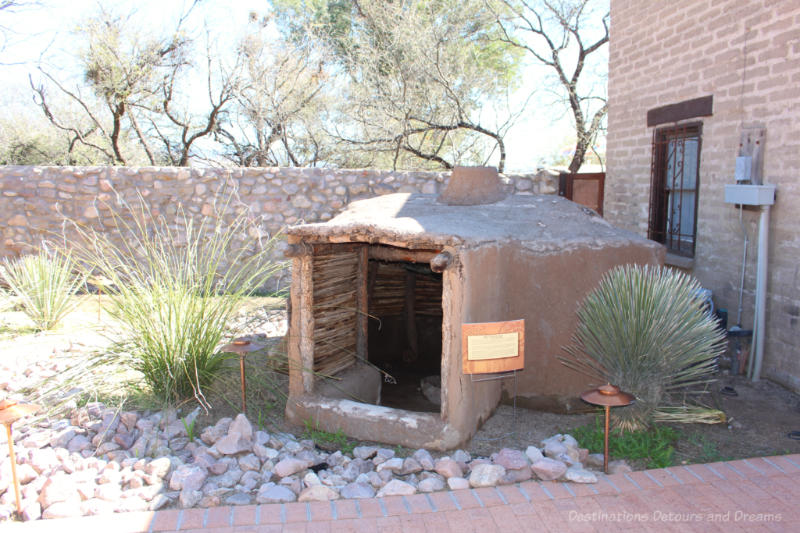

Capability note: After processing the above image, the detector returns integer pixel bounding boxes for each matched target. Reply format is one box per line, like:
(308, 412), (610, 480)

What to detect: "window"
(648, 123), (701, 257)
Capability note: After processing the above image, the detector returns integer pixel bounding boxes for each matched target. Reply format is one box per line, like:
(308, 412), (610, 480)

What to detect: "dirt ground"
(4, 296), (800, 468)
(464, 374), (800, 463)
(213, 338), (800, 465)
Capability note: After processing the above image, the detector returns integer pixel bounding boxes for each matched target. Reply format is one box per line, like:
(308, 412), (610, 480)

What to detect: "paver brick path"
(6, 455), (799, 532)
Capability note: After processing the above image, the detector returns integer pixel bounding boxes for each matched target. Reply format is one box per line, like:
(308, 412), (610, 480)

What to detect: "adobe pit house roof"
(288, 192), (649, 253)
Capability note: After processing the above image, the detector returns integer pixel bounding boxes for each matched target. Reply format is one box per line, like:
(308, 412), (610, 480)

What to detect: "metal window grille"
(648, 123), (702, 257)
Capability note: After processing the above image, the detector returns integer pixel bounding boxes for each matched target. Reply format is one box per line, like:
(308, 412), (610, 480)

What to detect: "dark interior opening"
(367, 259), (443, 413)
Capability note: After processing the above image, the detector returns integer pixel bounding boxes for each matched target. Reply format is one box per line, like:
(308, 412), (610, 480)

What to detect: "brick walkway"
(5, 455), (799, 532)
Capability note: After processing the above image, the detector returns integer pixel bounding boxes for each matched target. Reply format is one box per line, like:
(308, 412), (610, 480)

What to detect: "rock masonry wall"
(0, 166), (559, 289)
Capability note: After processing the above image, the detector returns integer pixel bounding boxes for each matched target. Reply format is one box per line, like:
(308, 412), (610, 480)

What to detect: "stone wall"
(0, 166), (559, 289)
(605, 0), (800, 391)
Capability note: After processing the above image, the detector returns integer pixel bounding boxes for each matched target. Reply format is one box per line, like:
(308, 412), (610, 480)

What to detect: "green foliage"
(181, 417), (197, 441)
(302, 418), (355, 455)
(561, 265), (726, 431)
(68, 194), (284, 409)
(0, 322), (38, 340)
(0, 88), (147, 165)
(0, 250), (83, 330)
(0, 136), (68, 165)
(257, 409), (267, 432)
(80, 10), (186, 102)
(571, 415), (679, 468)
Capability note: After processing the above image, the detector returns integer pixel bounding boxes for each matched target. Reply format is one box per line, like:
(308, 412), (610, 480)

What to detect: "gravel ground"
(2, 296), (799, 467)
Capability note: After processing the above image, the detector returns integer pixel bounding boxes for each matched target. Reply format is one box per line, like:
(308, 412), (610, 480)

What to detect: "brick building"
(604, 0), (800, 391)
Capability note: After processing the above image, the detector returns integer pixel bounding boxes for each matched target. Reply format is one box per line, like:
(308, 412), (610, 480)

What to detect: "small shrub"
(0, 250), (83, 330)
(571, 415), (679, 468)
(561, 264), (726, 431)
(302, 418), (355, 455)
(69, 193), (284, 409)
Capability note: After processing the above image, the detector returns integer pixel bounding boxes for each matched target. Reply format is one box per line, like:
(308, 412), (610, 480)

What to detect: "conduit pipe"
(749, 204), (770, 381)
(724, 183), (775, 381)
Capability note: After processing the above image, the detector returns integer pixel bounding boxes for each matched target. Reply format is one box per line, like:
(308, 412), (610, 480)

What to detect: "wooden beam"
(369, 245), (440, 263)
(298, 255), (315, 393)
(647, 95), (713, 127)
(285, 242), (364, 258)
(355, 245), (369, 361)
(430, 251), (453, 273)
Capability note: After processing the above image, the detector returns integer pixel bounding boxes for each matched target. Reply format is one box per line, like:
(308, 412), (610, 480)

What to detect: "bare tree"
(0, 102), (107, 165)
(216, 17), (331, 167)
(153, 41), (240, 167)
(277, 0), (524, 171)
(0, 0), (39, 61)
(489, 0), (608, 172)
(30, 3), (238, 166)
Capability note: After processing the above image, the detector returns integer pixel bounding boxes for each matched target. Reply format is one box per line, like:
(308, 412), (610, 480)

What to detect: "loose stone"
(468, 464), (506, 488)
(531, 458), (568, 481)
(256, 483), (297, 504)
(376, 479), (416, 497)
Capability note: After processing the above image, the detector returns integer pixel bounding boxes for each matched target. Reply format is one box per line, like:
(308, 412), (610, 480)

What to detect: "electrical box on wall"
(737, 126), (766, 184)
(735, 156), (752, 182)
(724, 184), (775, 206)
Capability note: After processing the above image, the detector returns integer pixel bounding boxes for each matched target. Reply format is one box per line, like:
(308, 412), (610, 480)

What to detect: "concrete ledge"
(665, 252), (694, 270)
(285, 395), (464, 451)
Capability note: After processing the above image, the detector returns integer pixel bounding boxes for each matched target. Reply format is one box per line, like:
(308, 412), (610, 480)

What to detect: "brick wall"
(606, 0), (800, 391)
(0, 166), (559, 289)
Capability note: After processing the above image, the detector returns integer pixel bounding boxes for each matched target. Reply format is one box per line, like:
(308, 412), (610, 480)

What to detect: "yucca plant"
(0, 250), (83, 330)
(560, 264), (726, 431)
(69, 194), (285, 409)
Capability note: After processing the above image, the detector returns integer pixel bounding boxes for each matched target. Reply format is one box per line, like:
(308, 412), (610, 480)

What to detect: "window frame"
(648, 122), (702, 258)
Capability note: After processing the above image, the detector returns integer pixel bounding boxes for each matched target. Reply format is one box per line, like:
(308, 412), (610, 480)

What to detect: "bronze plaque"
(461, 319), (525, 374)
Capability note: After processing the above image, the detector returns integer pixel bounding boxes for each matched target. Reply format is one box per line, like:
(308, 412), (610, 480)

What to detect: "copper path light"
(0, 399), (40, 518)
(580, 384), (634, 474)
(219, 338), (264, 414)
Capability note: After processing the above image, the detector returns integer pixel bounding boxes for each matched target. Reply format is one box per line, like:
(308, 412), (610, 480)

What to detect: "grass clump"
(68, 193), (284, 410)
(182, 416), (198, 441)
(561, 264), (726, 431)
(0, 250), (83, 330)
(571, 415), (679, 468)
(302, 418), (355, 455)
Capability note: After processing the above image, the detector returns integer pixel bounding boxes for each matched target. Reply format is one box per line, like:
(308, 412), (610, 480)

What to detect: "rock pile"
(0, 406), (627, 523)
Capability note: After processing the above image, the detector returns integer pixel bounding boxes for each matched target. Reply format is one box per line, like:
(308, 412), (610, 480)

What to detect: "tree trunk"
(568, 140), (589, 173)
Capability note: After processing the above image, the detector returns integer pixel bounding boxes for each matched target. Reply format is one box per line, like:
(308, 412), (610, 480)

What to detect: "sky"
(1, 0), (588, 172)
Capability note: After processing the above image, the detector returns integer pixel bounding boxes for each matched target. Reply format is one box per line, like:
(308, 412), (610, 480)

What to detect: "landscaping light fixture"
(219, 338), (264, 414)
(580, 384), (634, 474)
(0, 399), (40, 518)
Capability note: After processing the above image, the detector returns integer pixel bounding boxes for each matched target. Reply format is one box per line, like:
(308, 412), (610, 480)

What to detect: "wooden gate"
(558, 172), (605, 216)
